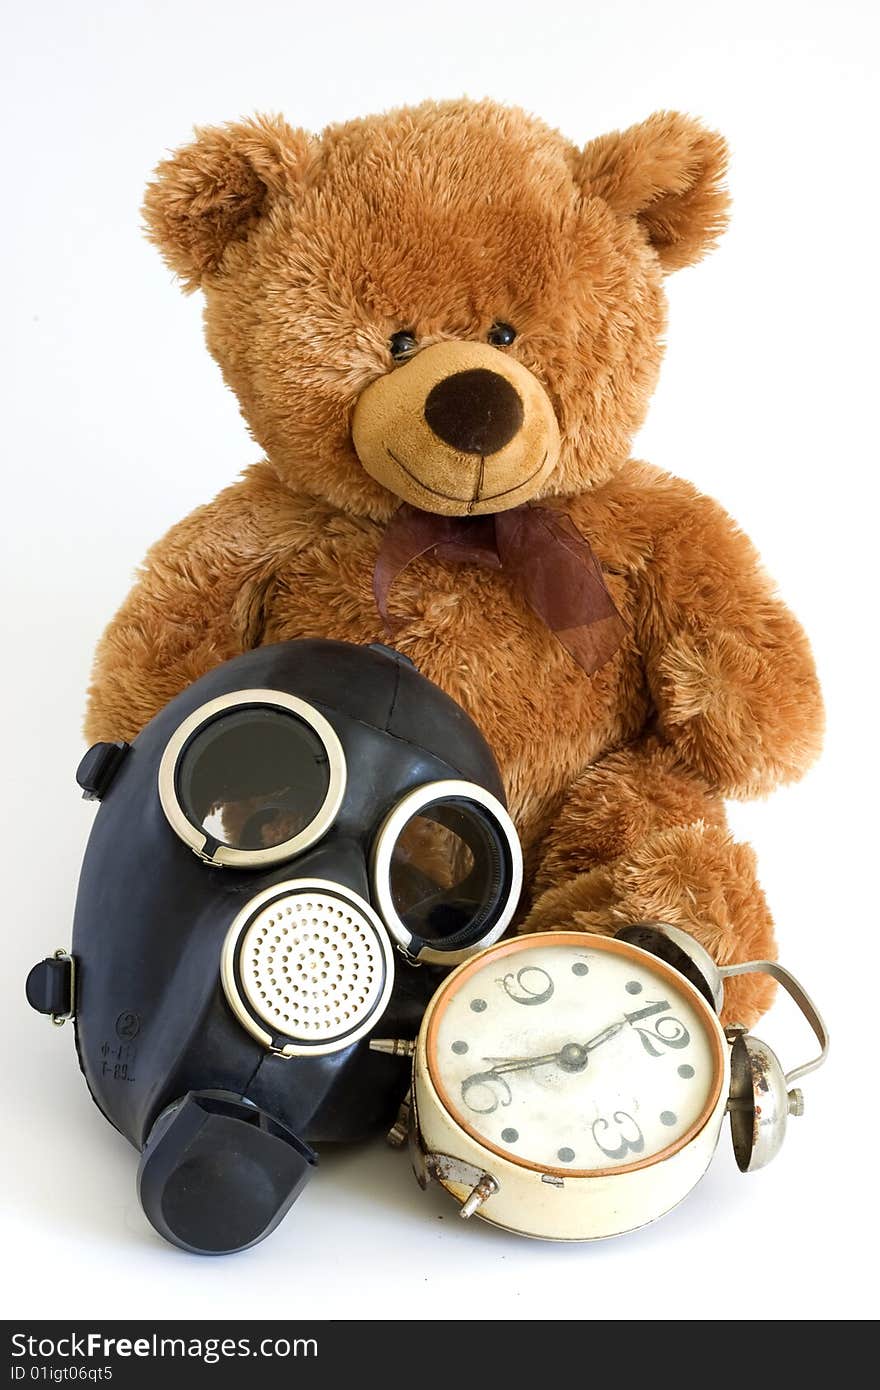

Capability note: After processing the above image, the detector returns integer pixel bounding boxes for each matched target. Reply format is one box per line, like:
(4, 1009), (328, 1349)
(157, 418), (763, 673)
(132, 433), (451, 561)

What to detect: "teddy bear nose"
(424, 368), (524, 455)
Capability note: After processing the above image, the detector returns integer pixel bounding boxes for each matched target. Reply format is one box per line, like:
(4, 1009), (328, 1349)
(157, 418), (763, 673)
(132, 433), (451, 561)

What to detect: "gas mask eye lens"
(159, 690), (346, 867)
(391, 803), (499, 939)
(372, 781), (523, 965)
(176, 707), (328, 850)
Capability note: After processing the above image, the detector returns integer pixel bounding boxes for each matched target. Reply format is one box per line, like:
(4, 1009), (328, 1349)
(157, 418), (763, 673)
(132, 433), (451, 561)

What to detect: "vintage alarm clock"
(373, 923), (828, 1240)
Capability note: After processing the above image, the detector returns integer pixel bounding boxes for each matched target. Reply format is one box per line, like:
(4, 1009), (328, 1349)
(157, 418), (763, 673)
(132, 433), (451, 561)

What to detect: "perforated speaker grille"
(226, 885), (393, 1054)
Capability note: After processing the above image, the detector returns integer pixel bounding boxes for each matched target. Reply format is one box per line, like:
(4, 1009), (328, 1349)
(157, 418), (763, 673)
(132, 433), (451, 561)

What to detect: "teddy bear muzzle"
(352, 340), (560, 516)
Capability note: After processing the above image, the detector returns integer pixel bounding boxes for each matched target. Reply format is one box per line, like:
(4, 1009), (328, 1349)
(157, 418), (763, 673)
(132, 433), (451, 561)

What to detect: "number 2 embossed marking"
(625, 999), (690, 1056)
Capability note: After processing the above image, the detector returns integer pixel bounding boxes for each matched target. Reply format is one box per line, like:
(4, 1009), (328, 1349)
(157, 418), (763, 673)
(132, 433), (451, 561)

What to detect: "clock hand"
(460, 1048), (566, 1111)
(479, 1021), (628, 1078)
(548, 1020), (628, 1073)
(459, 1027), (623, 1115)
(477, 1051), (562, 1075)
(582, 1019), (627, 1052)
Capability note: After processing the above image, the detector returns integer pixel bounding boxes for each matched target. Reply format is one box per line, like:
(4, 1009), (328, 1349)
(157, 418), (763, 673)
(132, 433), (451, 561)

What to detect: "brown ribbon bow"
(373, 503), (625, 676)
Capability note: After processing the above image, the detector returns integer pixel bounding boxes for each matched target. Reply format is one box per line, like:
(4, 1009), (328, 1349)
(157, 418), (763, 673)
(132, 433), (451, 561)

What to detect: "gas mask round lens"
(158, 690), (346, 867)
(372, 780), (523, 964)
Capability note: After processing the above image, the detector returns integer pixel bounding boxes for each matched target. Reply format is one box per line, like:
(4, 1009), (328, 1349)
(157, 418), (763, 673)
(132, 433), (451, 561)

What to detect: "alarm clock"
(372, 922), (828, 1240)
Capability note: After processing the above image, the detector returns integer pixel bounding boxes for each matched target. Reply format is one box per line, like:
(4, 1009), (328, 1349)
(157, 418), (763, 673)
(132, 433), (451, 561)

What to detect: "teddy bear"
(85, 99), (823, 1027)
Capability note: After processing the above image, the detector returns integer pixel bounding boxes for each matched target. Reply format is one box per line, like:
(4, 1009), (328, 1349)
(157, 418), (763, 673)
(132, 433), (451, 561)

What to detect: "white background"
(2, 0), (877, 1322)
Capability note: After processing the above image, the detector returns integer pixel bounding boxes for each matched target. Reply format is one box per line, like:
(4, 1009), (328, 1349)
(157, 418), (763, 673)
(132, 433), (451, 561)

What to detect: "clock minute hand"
(459, 1028), (620, 1118)
(478, 1050), (562, 1076)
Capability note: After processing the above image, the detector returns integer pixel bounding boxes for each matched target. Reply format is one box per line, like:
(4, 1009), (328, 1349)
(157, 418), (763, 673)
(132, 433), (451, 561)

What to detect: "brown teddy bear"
(85, 99), (823, 1026)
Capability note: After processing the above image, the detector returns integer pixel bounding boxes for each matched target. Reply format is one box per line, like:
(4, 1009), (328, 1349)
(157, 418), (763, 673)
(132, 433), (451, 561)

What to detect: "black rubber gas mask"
(26, 640), (522, 1254)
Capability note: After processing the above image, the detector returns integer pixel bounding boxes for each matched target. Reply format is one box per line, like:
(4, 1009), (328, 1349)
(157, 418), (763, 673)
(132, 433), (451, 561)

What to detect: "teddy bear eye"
(487, 321), (517, 347)
(389, 330), (418, 362)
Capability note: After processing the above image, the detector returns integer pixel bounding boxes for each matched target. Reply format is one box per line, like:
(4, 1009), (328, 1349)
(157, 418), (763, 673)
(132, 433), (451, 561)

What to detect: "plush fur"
(88, 100), (823, 1026)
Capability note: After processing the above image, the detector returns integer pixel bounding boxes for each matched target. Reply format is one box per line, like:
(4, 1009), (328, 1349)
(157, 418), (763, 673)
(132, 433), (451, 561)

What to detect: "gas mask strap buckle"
(25, 949), (76, 1025)
(76, 742), (130, 801)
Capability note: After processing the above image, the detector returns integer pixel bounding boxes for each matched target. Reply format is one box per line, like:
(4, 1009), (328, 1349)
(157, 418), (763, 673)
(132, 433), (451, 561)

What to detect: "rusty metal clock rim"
(423, 930), (726, 1180)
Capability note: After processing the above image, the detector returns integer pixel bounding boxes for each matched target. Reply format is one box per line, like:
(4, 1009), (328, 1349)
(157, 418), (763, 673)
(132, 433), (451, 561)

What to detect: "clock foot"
(385, 1090), (412, 1148)
(460, 1175), (499, 1219)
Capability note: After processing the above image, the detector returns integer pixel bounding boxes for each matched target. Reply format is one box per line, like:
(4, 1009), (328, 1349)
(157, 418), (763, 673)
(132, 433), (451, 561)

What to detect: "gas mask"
(26, 640), (522, 1254)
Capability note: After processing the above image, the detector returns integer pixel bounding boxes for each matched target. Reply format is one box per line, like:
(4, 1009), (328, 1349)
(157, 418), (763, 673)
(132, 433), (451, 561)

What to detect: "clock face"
(426, 933), (724, 1175)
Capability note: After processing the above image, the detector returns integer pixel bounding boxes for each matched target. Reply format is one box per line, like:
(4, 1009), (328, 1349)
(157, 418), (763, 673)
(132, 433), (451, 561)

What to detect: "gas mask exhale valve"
(26, 640), (522, 1255)
(219, 879), (396, 1057)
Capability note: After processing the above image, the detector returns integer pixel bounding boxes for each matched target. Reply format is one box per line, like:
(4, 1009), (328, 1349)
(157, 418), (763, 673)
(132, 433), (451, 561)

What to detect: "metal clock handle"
(719, 958), (829, 1084)
(720, 957), (830, 1172)
(616, 924), (831, 1171)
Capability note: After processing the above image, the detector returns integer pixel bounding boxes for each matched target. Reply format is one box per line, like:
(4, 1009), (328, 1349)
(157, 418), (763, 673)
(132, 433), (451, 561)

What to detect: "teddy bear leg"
(522, 739), (776, 1027)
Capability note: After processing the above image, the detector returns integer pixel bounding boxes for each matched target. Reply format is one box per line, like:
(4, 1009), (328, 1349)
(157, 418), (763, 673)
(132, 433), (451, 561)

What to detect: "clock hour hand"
(548, 1020), (627, 1073)
(582, 1019), (628, 1052)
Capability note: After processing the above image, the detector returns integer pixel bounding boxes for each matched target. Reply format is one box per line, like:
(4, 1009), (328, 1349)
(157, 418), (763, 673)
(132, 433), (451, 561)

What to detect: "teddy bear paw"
(520, 822), (777, 1027)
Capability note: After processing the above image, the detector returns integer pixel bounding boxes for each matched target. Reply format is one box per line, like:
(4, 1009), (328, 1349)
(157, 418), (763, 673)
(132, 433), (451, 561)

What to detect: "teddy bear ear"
(576, 111), (730, 271)
(143, 114), (313, 291)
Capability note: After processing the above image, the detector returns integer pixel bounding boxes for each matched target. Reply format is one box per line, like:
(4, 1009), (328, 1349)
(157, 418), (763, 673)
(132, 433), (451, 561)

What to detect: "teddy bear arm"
(520, 738), (776, 1027)
(634, 485), (824, 799)
(83, 471), (305, 743)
